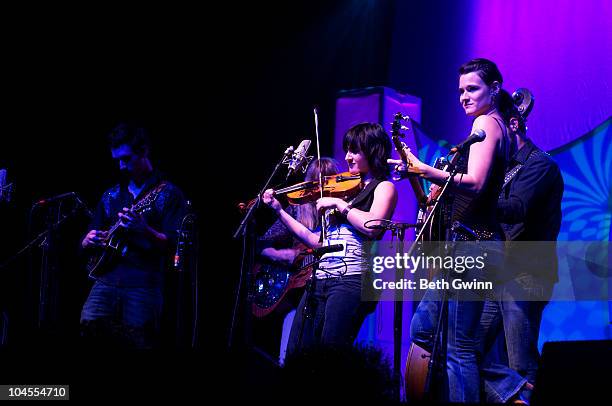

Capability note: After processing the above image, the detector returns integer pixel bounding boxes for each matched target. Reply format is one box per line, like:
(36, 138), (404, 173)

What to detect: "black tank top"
(331, 178), (382, 238)
(451, 118), (509, 233)
(350, 178), (382, 212)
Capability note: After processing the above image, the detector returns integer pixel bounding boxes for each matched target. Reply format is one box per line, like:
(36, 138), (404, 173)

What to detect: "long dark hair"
(296, 157), (340, 230)
(342, 123), (392, 180)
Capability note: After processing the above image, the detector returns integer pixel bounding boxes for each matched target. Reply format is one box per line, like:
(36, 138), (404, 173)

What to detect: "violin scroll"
(512, 88), (535, 119)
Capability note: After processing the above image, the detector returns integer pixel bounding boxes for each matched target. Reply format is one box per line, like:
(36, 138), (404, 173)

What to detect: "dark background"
(0, 0), (479, 398)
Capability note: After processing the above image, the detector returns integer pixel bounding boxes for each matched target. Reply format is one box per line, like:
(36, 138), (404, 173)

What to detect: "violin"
(238, 171), (363, 212)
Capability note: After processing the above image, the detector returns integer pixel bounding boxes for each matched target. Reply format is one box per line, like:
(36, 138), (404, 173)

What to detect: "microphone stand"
(228, 147), (294, 350)
(380, 148), (463, 402)
(392, 222), (409, 402)
(233, 147), (293, 240)
(38, 197), (91, 330)
(294, 244), (345, 353)
(2, 201), (88, 330)
(173, 206), (197, 349)
(295, 251), (321, 353)
(365, 219), (418, 402)
(416, 157), (461, 402)
(38, 202), (61, 330)
(0, 202), (91, 271)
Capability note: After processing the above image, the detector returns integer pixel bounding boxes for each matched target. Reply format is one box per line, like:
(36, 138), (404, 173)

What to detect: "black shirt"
(498, 139), (564, 241)
(256, 205), (300, 254)
(452, 117), (509, 234)
(87, 170), (186, 288)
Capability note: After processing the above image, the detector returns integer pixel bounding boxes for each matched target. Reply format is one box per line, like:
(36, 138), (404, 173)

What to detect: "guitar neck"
(408, 177), (427, 207)
(393, 138), (427, 207)
(107, 221), (122, 236)
(104, 183), (163, 237)
(105, 201), (138, 237)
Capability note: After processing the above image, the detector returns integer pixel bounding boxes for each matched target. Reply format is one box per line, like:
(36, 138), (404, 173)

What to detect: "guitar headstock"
(389, 113), (426, 204)
(390, 112), (415, 181)
(391, 112), (412, 152)
(391, 112), (410, 140)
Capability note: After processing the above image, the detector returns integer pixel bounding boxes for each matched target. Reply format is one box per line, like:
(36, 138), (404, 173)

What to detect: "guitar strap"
(500, 149), (544, 194)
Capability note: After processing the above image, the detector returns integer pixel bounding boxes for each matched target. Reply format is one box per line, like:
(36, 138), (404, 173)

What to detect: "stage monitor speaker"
(532, 340), (611, 404)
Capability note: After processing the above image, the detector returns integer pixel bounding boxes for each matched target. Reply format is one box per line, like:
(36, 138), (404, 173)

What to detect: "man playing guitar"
(80, 122), (186, 349)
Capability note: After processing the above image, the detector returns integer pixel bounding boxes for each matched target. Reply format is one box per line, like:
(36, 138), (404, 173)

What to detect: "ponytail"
(497, 89), (518, 126)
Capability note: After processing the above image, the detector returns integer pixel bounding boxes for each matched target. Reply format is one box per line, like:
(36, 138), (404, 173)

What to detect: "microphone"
(365, 219), (419, 230)
(35, 191), (93, 217)
(301, 244), (344, 256)
(450, 129), (486, 153)
(368, 222), (419, 230)
(35, 192), (76, 206)
(286, 139), (312, 179)
(283, 145), (295, 158)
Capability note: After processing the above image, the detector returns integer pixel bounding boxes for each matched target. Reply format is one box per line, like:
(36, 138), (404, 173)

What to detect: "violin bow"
(314, 106), (326, 243)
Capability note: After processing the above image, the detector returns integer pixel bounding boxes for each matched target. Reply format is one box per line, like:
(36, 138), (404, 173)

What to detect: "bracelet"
(341, 204), (353, 217)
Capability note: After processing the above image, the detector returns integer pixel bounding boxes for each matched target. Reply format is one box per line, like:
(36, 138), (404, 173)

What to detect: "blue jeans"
(286, 275), (376, 358)
(480, 275), (552, 403)
(410, 241), (502, 403)
(410, 276), (486, 403)
(80, 281), (163, 349)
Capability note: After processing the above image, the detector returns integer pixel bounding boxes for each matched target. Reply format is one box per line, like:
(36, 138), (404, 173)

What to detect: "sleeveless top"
(316, 178), (383, 278)
(451, 117), (509, 235)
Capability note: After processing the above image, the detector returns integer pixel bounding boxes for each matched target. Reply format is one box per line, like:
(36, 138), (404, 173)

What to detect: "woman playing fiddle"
(262, 123), (397, 356)
(257, 157), (340, 269)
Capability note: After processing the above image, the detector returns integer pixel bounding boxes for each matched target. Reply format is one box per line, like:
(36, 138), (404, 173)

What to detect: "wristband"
(341, 204), (353, 217)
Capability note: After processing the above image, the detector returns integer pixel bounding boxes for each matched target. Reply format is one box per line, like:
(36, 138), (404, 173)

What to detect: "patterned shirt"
(87, 170), (186, 288)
